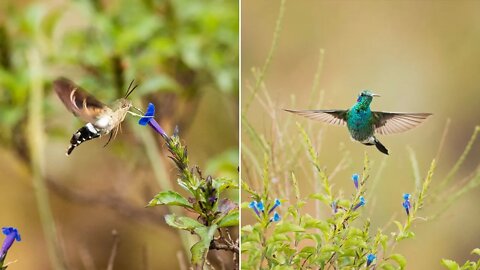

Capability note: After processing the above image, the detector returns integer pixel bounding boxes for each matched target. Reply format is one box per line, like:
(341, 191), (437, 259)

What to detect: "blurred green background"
(242, 1), (479, 269)
(0, 0), (238, 269)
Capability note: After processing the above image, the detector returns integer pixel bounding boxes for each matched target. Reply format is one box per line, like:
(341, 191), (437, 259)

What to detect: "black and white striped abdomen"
(67, 123), (101, 155)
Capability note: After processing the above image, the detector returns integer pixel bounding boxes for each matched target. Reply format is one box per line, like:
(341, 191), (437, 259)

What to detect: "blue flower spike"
(138, 103), (168, 138)
(366, 253), (376, 267)
(248, 201), (260, 217)
(256, 201), (265, 212)
(268, 199), (281, 214)
(353, 196), (366, 211)
(352, 173), (360, 189)
(1, 227), (21, 261)
(271, 212), (281, 222)
(138, 103), (155, 126)
(402, 193), (411, 216)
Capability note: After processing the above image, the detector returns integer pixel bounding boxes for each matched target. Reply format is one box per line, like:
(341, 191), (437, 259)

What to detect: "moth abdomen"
(67, 123), (101, 155)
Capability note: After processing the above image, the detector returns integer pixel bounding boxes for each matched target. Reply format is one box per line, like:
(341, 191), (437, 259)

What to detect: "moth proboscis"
(53, 77), (142, 156)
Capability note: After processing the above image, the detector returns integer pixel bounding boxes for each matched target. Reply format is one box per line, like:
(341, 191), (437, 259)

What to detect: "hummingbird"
(285, 90), (432, 155)
(53, 77), (141, 155)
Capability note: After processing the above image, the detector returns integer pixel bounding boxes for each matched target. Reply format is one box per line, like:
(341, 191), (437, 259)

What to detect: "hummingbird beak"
(371, 93), (381, 97)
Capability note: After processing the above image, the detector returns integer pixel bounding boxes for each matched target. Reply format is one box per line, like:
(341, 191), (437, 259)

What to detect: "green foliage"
(241, 124), (480, 269)
(243, 151), (379, 269)
(148, 132), (239, 268)
(441, 248), (480, 270)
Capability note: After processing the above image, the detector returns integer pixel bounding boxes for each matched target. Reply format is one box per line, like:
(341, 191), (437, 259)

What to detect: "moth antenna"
(125, 79), (134, 97)
(124, 79), (139, 98)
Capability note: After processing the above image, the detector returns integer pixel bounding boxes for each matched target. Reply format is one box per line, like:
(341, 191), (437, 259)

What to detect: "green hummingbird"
(285, 91), (432, 155)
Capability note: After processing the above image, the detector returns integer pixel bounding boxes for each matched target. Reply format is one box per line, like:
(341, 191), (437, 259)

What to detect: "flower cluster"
(353, 196), (366, 211)
(402, 193), (411, 216)
(352, 173), (360, 189)
(138, 103), (168, 139)
(249, 199), (281, 224)
(366, 253), (376, 267)
(1, 227), (21, 264)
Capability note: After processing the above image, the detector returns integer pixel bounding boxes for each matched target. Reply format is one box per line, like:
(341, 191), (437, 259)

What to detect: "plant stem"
(439, 125), (480, 189)
(243, 0), (287, 113)
(27, 48), (66, 270)
(135, 123), (193, 260)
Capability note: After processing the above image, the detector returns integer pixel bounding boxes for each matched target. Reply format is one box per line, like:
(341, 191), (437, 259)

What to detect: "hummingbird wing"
(372, 112), (432, 135)
(53, 77), (110, 124)
(284, 109), (348, 126)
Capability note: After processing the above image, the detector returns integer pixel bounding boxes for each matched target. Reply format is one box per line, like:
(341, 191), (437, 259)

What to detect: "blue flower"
(248, 201), (260, 217)
(268, 199), (281, 214)
(352, 173), (359, 189)
(1, 227), (21, 261)
(256, 201), (264, 212)
(138, 103), (168, 138)
(366, 253), (376, 266)
(271, 212), (281, 222)
(402, 193), (411, 216)
(353, 196), (366, 210)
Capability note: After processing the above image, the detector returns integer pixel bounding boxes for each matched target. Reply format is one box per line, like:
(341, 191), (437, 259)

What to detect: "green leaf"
(214, 177), (239, 193)
(460, 261), (476, 269)
(241, 225), (253, 233)
(302, 215), (330, 233)
(191, 224), (218, 266)
(309, 193), (330, 205)
(268, 234), (290, 243)
(147, 191), (192, 209)
(393, 221), (404, 233)
(380, 263), (397, 270)
(396, 230), (415, 241)
(274, 222), (305, 234)
(441, 259), (460, 270)
(388, 254), (407, 269)
(298, 246), (316, 257)
(472, 248), (480, 256)
(165, 214), (204, 232)
(217, 209), (239, 227)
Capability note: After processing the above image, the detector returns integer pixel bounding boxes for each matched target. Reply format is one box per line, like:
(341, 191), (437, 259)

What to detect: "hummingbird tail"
(374, 138), (389, 155)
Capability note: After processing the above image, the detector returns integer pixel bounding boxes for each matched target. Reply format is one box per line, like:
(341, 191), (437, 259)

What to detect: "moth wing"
(53, 77), (110, 124)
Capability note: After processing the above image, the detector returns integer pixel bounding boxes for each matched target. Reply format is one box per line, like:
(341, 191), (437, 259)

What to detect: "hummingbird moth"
(53, 77), (140, 156)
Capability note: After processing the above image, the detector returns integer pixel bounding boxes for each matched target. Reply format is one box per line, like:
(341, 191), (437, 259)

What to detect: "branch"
(209, 239), (239, 254)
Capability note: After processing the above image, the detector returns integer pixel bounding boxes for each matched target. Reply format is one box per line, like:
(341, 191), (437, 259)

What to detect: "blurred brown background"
(242, 1), (479, 269)
(0, 0), (238, 269)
